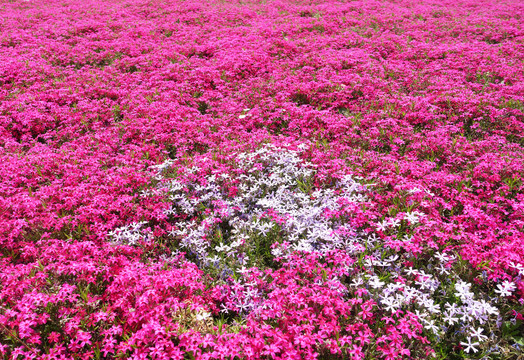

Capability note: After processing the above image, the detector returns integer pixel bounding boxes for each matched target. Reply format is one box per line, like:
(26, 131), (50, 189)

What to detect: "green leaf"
(514, 336), (524, 346)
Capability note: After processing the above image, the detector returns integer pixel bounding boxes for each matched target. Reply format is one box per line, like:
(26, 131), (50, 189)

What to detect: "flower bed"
(1, 0), (523, 358)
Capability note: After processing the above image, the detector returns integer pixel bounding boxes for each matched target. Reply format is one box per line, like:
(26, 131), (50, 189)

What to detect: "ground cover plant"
(1, 0), (524, 358)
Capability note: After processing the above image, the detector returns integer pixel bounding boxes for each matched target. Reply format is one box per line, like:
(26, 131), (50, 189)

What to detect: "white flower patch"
(150, 144), (370, 273)
(136, 144), (372, 314)
(108, 221), (153, 246)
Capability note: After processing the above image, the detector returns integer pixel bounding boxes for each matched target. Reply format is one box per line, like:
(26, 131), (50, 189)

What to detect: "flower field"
(1, 0), (524, 358)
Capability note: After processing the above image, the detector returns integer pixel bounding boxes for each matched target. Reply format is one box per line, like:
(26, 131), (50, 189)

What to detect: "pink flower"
(76, 331), (92, 348)
(48, 332), (61, 343)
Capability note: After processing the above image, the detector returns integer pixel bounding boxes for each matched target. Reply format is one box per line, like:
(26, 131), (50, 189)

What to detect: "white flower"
(424, 189), (435, 196)
(196, 311), (211, 321)
(460, 311), (474, 323)
(455, 280), (473, 299)
(389, 218), (401, 228)
(405, 211), (420, 224)
(468, 302), (484, 318)
(364, 258), (375, 268)
(236, 266), (249, 275)
(414, 309), (429, 320)
(407, 187), (422, 194)
(405, 267), (419, 276)
(402, 287), (419, 302)
(424, 299), (441, 314)
(385, 255), (399, 263)
(244, 287), (257, 298)
(381, 297), (400, 312)
(460, 338), (479, 353)
(434, 251), (450, 263)
(230, 238), (243, 248)
(479, 300), (498, 316)
(494, 281), (516, 297)
(367, 233), (379, 243)
(377, 219), (388, 232)
(402, 234), (413, 243)
(470, 328), (488, 342)
(236, 300), (252, 312)
(369, 276), (385, 289)
(443, 311), (459, 325)
(416, 276), (436, 291)
(351, 277), (364, 287)
(215, 242), (230, 252)
(444, 302), (459, 314)
(509, 261), (524, 276)
(271, 247), (283, 257)
(423, 319), (439, 334)
(437, 264), (450, 275)
(257, 223), (272, 236)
